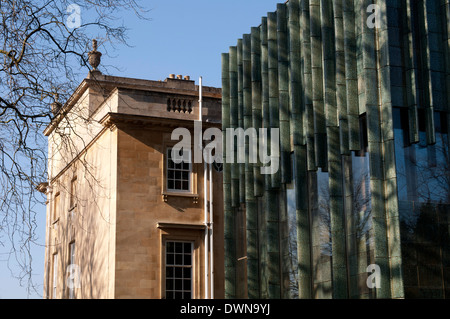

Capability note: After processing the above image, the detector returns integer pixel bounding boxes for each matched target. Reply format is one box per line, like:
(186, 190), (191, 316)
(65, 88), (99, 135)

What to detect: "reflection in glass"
(395, 108), (449, 205)
(394, 107), (450, 299)
(286, 153), (298, 298)
(309, 169), (333, 299)
(343, 115), (375, 299)
(343, 151), (375, 298)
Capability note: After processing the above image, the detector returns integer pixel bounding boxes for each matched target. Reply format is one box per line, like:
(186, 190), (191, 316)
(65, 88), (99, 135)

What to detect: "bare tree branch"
(0, 0), (148, 297)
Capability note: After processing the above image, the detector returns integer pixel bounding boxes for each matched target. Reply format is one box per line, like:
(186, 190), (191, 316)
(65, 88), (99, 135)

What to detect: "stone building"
(221, 0), (449, 299)
(40, 46), (224, 298)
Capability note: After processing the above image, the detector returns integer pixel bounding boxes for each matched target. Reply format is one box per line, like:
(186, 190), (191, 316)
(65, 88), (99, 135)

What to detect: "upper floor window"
(166, 148), (191, 192)
(52, 253), (58, 299)
(69, 177), (77, 209)
(53, 192), (60, 222)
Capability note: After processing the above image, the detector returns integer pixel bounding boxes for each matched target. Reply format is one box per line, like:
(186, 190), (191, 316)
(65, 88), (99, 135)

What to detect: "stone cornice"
(44, 74), (221, 136)
(99, 112), (221, 130)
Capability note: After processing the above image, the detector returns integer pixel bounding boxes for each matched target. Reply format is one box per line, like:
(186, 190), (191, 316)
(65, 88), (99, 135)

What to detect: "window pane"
(184, 254), (191, 266)
(182, 171), (189, 180)
(167, 253), (174, 265)
(166, 278), (174, 290)
(166, 291), (174, 299)
(175, 267), (183, 279)
(167, 242), (174, 253)
(184, 243), (192, 253)
(175, 181), (181, 190)
(183, 268), (191, 278)
(175, 254), (183, 265)
(183, 292), (191, 299)
(175, 242), (183, 253)
(168, 180), (174, 190)
(166, 267), (174, 278)
(184, 280), (191, 290)
(175, 279), (183, 290)
(175, 171), (181, 180)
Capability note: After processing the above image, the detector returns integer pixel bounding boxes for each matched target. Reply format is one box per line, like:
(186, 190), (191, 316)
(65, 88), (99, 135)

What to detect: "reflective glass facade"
(342, 118), (376, 298)
(394, 108), (450, 298)
(222, 0), (450, 299)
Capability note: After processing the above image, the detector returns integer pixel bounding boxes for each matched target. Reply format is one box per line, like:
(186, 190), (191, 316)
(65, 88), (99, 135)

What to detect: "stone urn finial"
(88, 39), (102, 71)
(51, 93), (62, 116)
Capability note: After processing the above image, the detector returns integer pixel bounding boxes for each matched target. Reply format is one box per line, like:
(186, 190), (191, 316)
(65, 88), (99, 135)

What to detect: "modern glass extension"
(221, 0), (449, 299)
(283, 110), (449, 298)
(285, 117), (377, 299)
(394, 109), (449, 298)
(224, 109), (449, 299)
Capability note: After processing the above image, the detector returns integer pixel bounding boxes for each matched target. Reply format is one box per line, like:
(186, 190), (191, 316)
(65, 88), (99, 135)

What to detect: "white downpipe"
(45, 186), (52, 298)
(199, 77), (209, 299)
(198, 77), (203, 122)
(204, 160), (209, 299)
(209, 161), (214, 299)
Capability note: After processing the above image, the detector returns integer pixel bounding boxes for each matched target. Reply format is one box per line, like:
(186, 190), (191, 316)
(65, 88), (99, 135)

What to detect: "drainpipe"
(204, 160), (209, 299)
(44, 185), (52, 298)
(209, 160), (214, 299)
(199, 77), (209, 299)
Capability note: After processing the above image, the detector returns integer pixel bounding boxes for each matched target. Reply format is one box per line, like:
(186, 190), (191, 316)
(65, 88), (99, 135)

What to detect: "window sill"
(157, 222), (206, 230)
(162, 192), (199, 204)
(52, 217), (60, 229)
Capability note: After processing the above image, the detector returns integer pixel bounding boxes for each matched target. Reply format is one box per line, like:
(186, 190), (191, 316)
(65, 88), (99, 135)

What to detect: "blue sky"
(0, 0), (280, 299)
(111, 0), (281, 87)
